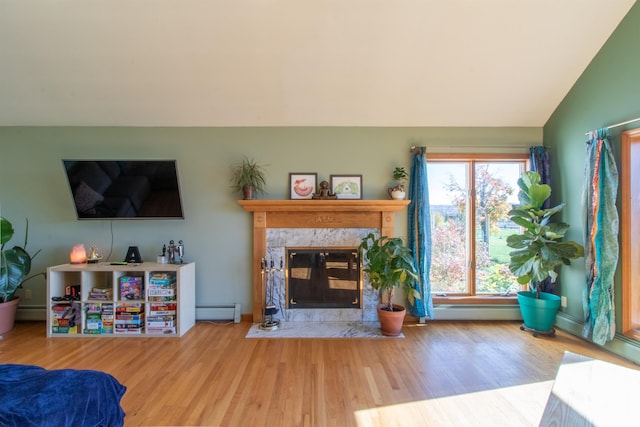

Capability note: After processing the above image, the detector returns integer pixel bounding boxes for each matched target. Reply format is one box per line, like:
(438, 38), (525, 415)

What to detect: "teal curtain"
(530, 146), (551, 208)
(582, 128), (619, 345)
(407, 147), (433, 319)
(530, 146), (554, 293)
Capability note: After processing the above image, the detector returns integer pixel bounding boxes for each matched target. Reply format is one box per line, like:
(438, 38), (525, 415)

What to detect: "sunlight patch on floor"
(354, 380), (554, 427)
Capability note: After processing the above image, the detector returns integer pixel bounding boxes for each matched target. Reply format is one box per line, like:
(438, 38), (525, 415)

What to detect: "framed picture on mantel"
(330, 174), (362, 199)
(289, 173), (317, 199)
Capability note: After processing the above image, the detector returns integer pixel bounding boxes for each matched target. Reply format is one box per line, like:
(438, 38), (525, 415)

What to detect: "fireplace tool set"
(259, 257), (283, 331)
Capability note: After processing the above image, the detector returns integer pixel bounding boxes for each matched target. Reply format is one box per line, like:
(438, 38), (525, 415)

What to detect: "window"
(427, 154), (528, 300)
(622, 128), (640, 340)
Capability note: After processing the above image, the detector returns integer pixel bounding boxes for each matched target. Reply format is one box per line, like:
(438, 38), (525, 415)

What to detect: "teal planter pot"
(517, 291), (561, 332)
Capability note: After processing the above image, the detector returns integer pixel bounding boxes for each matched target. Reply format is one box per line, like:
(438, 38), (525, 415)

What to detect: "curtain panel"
(582, 128), (619, 345)
(408, 147), (433, 319)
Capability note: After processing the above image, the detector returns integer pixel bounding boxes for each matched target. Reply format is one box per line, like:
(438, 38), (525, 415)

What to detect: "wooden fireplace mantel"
(238, 199), (410, 321)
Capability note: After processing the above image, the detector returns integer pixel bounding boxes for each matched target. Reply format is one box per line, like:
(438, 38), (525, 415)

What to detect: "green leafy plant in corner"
(230, 156), (268, 198)
(1, 217), (42, 303)
(359, 232), (421, 311)
(506, 171), (584, 299)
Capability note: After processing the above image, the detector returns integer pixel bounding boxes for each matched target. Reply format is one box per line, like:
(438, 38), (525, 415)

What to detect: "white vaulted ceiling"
(0, 0), (635, 127)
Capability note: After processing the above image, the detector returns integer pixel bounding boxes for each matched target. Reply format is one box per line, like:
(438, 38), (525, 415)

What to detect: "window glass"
(428, 157), (526, 297)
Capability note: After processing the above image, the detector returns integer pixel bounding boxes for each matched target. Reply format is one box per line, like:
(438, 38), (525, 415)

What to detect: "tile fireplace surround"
(238, 200), (409, 323)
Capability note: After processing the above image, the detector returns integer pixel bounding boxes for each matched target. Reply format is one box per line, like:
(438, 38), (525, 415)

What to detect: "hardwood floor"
(1, 320), (637, 426)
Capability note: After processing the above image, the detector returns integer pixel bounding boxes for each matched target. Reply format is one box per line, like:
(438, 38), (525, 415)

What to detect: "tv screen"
(62, 160), (185, 220)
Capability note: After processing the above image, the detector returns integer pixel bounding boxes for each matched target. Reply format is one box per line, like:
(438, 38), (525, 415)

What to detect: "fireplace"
(287, 247), (361, 309)
(238, 199), (410, 322)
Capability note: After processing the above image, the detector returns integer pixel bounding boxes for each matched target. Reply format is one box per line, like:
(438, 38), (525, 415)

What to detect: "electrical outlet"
(24, 289), (32, 300)
(561, 296), (567, 308)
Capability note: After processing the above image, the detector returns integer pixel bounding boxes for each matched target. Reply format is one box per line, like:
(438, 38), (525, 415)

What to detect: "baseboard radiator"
(196, 304), (241, 323)
(433, 305), (521, 321)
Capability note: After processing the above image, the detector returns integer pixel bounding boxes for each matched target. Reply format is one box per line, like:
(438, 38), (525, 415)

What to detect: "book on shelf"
(120, 276), (143, 300)
(114, 313), (144, 320)
(149, 302), (177, 310)
(114, 321), (144, 328)
(148, 310), (176, 316)
(116, 302), (144, 313)
(146, 327), (177, 334)
(149, 296), (176, 302)
(146, 314), (175, 321)
(115, 327), (143, 334)
(88, 287), (114, 301)
(52, 326), (80, 334)
(115, 319), (145, 326)
(50, 302), (81, 332)
(149, 272), (176, 286)
(148, 288), (175, 297)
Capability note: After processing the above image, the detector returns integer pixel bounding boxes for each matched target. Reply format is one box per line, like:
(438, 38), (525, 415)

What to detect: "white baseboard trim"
(555, 312), (640, 365)
(196, 304), (241, 323)
(16, 305), (47, 321)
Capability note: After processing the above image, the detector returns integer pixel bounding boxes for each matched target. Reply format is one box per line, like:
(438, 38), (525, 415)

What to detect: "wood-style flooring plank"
(0, 320), (637, 426)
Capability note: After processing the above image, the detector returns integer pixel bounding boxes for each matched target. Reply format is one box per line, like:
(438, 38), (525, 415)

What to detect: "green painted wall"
(544, 2), (640, 360)
(0, 127), (539, 316)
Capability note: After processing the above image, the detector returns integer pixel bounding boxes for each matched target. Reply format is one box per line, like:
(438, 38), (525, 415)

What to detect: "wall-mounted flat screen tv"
(63, 160), (185, 220)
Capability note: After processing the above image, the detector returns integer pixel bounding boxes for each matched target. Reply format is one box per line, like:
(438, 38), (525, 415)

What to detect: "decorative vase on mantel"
(388, 185), (406, 200)
(242, 185), (255, 200)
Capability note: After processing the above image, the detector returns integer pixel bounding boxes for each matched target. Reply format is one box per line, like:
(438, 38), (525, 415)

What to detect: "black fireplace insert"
(286, 248), (361, 309)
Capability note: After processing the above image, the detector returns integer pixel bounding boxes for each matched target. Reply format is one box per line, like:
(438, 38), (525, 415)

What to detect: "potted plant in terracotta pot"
(506, 171), (584, 336)
(0, 217), (41, 334)
(230, 156), (268, 200)
(388, 166), (408, 200)
(359, 232), (420, 336)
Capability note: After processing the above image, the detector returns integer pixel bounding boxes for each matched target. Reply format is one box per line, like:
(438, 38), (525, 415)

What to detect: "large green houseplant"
(0, 217), (41, 333)
(506, 171), (584, 333)
(230, 156), (268, 200)
(359, 233), (420, 336)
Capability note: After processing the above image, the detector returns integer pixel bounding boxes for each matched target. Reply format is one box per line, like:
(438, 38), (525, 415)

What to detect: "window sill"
(433, 295), (518, 305)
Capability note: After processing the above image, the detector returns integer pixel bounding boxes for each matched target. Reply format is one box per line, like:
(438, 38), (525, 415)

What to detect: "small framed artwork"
(330, 174), (363, 199)
(289, 173), (317, 199)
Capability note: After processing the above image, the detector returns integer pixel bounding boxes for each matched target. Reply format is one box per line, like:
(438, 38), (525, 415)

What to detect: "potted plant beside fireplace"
(359, 233), (420, 336)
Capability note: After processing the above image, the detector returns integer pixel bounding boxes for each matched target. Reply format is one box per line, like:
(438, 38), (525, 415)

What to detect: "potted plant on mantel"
(506, 171), (584, 336)
(230, 156), (268, 200)
(359, 232), (421, 336)
(0, 216), (42, 334)
(388, 166), (408, 200)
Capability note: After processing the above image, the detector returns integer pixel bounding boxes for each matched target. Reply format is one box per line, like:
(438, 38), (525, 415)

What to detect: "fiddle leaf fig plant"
(506, 171), (584, 298)
(359, 233), (421, 311)
(0, 217), (41, 303)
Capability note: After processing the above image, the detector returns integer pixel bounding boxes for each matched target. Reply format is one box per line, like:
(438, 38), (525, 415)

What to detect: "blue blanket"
(0, 364), (126, 427)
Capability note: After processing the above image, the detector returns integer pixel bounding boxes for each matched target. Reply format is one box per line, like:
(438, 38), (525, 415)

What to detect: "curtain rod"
(585, 117), (640, 136)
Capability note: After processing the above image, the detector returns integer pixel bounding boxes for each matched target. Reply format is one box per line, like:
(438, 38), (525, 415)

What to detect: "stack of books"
(88, 287), (113, 301)
(84, 302), (114, 334)
(147, 272), (177, 334)
(115, 302), (144, 334)
(51, 302), (81, 334)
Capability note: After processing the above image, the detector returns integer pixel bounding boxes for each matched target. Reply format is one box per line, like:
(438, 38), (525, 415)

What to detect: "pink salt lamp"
(69, 244), (87, 264)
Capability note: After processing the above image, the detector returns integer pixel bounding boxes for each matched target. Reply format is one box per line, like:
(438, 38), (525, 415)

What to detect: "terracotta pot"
(0, 297), (20, 334)
(377, 303), (406, 336)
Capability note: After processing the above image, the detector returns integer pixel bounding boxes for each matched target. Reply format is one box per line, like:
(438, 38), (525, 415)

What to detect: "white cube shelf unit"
(46, 262), (196, 337)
